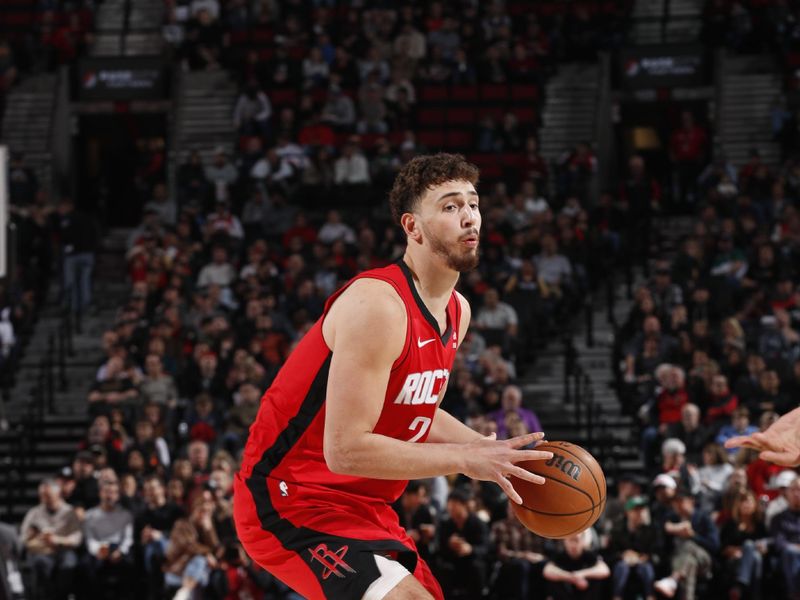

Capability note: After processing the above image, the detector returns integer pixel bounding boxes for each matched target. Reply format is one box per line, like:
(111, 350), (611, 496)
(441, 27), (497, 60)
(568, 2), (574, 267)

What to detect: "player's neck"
(401, 251), (458, 306)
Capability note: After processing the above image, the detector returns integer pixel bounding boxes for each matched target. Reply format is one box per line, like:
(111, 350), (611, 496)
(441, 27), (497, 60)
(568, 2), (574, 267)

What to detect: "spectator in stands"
(543, 529), (610, 600)
(491, 497), (549, 600)
(488, 384), (540, 441)
(321, 84), (356, 131)
(56, 197), (98, 316)
(232, 82), (272, 140)
(668, 403), (710, 466)
(334, 137), (370, 187)
(770, 476), (800, 599)
(184, 8), (223, 71)
(765, 470), (799, 529)
(163, 493), (219, 600)
(20, 479), (82, 600)
(204, 148), (238, 204)
(534, 233), (573, 295)
(696, 442), (733, 513)
(719, 489), (768, 600)
(716, 407), (759, 455)
(8, 153), (37, 207)
(222, 380), (260, 453)
(606, 495), (661, 600)
(474, 287), (518, 356)
(88, 355), (140, 420)
(64, 450), (100, 515)
(669, 110), (708, 206)
(654, 485), (720, 600)
(81, 479), (135, 595)
(392, 480), (437, 563)
(139, 353), (179, 409)
(436, 487), (490, 600)
(705, 374), (740, 431)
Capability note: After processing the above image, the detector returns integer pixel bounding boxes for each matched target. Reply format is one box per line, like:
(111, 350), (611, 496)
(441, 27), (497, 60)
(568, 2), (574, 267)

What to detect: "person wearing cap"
(769, 476), (800, 599)
(650, 474), (677, 539)
(654, 485), (720, 599)
(606, 495), (661, 600)
(647, 260), (683, 317)
(766, 470), (799, 528)
(600, 473), (646, 536)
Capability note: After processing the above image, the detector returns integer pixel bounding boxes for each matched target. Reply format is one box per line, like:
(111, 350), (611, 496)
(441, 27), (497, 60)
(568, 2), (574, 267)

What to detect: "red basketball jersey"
(239, 260), (461, 505)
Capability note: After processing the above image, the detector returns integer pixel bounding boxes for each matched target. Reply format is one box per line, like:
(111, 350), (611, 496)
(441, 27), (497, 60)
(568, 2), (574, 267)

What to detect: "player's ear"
(401, 213), (422, 243)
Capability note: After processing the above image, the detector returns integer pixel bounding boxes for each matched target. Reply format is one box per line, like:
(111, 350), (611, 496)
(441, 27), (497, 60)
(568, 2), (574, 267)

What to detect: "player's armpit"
(322, 279), (407, 474)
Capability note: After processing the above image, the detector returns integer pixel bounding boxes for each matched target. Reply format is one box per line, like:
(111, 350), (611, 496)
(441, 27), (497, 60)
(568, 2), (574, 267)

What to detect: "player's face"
(416, 180), (481, 272)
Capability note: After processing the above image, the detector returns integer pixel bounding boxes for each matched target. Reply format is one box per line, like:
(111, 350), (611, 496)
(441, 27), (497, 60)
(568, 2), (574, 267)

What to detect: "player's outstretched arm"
(322, 280), (552, 503)
(724, 406), (800, 466)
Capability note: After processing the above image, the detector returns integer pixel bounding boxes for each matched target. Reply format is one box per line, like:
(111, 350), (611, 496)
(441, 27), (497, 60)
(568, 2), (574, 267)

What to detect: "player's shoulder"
(328, 277), (406, 328)
(455, 290), (471, 321)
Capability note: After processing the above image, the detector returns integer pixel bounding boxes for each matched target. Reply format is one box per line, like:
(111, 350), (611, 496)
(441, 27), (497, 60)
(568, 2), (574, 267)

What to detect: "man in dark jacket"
(436, 488), (490, 600)
(607, 496), (663, 599)
(55, 198), (97, 315)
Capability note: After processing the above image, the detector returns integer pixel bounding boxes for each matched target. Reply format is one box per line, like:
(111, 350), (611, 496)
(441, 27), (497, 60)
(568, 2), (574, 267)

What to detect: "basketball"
(508, 441), (606, 539)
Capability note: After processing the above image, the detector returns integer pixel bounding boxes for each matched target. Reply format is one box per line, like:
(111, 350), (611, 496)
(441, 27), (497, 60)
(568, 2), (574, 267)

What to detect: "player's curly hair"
(388, 153), (479, 225)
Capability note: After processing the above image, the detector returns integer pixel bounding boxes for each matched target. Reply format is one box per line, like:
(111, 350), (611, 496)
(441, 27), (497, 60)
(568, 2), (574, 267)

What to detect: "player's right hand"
(462, 432), (553, 505)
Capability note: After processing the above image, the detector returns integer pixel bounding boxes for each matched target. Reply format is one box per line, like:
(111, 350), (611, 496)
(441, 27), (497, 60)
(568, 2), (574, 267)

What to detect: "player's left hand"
(724, 406), (800, 466)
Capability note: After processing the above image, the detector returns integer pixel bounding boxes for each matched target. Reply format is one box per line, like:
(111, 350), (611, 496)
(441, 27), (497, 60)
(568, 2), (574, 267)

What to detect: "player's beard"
(423, 225), (480, 272)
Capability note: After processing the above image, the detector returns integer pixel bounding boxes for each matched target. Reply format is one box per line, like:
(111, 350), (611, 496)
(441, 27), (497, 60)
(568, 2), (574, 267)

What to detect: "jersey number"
(407, 416), (432, 443)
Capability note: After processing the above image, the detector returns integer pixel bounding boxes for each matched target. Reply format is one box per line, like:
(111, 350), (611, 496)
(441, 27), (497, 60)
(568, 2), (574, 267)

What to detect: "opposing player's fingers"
(495, 475), (523, 504)
(759, 450), (799, 466)
(506, 465), (546, 485)
(513, 449), (554, 462)
(507, 432), (545, 448)
(750, 432), (778, 450)
(724, 435), (755, 450)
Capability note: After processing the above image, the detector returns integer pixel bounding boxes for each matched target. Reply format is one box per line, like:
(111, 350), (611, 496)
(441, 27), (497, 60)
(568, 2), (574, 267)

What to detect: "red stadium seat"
(479, 84), (509, 101)
(510, 106), (537, 124)
(418, 108), (446, 126)
(444, 130), (473, 149)
(229, 30), (249, 46)
(257, 48), (274, 61)
(450, 85), (478, 102)
(477, 107), (504, 121)
(269, 88), (297, 106)
(446, 107), (476, 125)
(417, 131), (445, 148)
(511, 84), (539, 101)
(420, 85), (449, 102)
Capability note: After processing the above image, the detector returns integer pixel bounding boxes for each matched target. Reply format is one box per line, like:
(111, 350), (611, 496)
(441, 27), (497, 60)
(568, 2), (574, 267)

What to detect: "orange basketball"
(508, 441), (607, 539)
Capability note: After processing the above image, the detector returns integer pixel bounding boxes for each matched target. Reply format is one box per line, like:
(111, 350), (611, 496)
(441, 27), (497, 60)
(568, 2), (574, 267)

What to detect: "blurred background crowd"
(0, 0), (798, 600)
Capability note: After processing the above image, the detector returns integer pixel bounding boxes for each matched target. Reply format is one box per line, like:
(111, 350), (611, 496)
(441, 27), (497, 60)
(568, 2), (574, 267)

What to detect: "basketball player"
(233, 154), (553, 600)
(725, 405), (800, 466)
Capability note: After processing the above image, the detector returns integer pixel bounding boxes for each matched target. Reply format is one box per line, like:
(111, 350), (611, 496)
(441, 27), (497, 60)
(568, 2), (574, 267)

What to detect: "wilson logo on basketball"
(545, 453), (582, 481)
(394, 369), (449, 405)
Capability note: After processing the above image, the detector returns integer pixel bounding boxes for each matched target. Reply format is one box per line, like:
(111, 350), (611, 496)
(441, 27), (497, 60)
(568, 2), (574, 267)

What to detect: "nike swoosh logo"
(417, 337), (436, 348)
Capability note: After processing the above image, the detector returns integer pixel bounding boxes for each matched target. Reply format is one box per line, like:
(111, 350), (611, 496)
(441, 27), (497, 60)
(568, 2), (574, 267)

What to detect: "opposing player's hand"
(462, 432), (553, 505)
(724, 406), (800, 467)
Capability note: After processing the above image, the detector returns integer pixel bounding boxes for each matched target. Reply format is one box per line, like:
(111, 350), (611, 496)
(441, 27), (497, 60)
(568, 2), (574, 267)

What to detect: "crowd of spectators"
(4, 2), (800, 600)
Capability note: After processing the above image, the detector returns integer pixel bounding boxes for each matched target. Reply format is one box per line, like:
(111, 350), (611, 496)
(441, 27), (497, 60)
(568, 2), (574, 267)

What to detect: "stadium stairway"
(538, 62), (598, 180)
(0, 73), (57, 194)
(173, 71), (237, 168)
(718, 53), (782, 167)
(519, 214), (695, 488)
(91, 0), (163, 57)
(629, 0), (703, 45)
(0, 231), (130, 522)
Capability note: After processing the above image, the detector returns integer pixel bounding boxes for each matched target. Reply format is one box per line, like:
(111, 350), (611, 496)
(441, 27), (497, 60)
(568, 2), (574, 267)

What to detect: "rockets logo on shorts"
(308, 543), (357, 579)
(394, 369), (449, 405)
